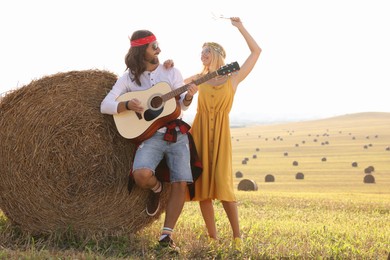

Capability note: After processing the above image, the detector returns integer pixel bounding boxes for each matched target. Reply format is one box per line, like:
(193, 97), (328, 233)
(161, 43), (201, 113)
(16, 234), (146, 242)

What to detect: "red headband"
(130, 35), (157, 47)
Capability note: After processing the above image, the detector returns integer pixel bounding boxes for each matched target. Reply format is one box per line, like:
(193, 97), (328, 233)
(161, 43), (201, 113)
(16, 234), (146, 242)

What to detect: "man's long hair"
(125, 30), (154, 86)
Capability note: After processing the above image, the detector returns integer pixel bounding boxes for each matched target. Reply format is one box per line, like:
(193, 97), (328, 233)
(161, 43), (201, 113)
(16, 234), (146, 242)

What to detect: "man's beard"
(145, 56), (159, 65)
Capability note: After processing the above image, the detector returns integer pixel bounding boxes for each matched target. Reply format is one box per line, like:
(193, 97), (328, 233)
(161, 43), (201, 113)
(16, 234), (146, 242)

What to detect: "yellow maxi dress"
(189, 77), (236, 202)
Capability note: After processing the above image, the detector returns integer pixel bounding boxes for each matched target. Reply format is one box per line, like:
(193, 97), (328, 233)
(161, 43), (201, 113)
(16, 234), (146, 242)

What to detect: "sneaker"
(159, 235), (180, 252)
(146, 184), (162, 216)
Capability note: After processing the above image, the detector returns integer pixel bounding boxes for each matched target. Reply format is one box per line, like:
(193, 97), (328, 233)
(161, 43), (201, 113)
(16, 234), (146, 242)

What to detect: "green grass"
(1, 192), (389, 259)
(1, 112), (390, 259)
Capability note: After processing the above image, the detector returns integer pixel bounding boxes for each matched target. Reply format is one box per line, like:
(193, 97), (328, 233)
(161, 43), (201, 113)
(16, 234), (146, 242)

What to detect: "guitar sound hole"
(151, 96), (162, 109)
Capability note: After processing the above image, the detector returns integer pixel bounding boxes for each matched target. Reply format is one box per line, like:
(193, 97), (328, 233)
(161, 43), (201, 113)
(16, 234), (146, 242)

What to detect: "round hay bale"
(235, 171), (243, 178)
(295, 172), (304, 180)
(264, 174), (275, 182)
(364, 167), (372, 174)
(321, 157), (327, 162)
(252, 154), (257, 159)
(363, 174), (375, 184)
(237, 179), (258, 191)
(351, 162), (358, 167)
(0, 70), (169, 236)
(292, 161), (299, 166)
(364, 166), (375, 174)
(283, 152), (288, 156)
(241, 160), (247, 165)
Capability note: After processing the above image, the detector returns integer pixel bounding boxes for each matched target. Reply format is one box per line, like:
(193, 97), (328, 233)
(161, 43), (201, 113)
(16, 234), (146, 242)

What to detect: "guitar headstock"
(216, 61), (240, 76)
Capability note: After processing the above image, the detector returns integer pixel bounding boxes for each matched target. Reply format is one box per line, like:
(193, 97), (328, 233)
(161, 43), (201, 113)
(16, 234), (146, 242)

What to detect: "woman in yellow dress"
(185, 17), (262, 249)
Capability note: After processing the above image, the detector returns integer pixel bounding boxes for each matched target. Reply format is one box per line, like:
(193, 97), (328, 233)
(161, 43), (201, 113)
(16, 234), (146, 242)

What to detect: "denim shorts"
(132, 131), (193, 183)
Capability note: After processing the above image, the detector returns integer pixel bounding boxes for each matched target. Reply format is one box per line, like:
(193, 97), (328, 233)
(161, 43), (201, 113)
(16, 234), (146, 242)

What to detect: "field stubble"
(1, 113), (389, 259)
(231, 114), (390, 194)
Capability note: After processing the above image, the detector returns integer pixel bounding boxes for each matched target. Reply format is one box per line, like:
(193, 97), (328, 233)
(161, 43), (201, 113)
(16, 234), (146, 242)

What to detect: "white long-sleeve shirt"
(100, 64), (189, 116)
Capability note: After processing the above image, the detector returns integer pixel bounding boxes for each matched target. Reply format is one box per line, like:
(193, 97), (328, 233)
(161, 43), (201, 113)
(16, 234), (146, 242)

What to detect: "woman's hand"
(230, 17), (243, 27)
(163, 59), (174, 69)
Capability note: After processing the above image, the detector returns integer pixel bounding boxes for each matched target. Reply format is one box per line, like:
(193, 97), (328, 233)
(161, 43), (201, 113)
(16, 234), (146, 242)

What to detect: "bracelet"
(185, 95), (193, 101)
(125, 100), (130, 110)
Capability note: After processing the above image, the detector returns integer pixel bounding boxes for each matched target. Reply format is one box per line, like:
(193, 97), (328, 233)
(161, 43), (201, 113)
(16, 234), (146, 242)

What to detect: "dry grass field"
(1, 112), (389, 259)
(230, 112), (390, 194)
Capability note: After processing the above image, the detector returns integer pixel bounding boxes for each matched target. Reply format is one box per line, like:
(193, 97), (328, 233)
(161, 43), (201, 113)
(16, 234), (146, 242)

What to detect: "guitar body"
(114, 82), (180, 142)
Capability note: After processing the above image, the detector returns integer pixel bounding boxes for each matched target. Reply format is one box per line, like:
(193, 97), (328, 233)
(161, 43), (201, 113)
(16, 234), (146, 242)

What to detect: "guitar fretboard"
(161, 71), (218, 101)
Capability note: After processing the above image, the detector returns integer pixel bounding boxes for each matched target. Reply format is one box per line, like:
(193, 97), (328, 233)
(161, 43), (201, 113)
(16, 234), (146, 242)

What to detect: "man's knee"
(132, 168), (154, 188)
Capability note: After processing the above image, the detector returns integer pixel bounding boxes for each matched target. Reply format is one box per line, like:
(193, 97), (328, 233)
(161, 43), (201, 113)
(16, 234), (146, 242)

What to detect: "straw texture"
(0, 70), (168, 236)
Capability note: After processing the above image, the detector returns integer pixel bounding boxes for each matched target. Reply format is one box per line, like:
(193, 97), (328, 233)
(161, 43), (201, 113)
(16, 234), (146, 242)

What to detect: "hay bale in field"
(292, 161), (299, 166)
(351, 162), (358, 167)
(295, 172), (304, 180)
(252, 154), (257, 159)
(363, 174), (375, 184)
(364, 166), (375, 174)
(264, 174), (275, 182)
(235, 171), (243, 178)
(364, 168), (372, 174)
(0, 70), (169, 236)
(321, 157), (327, 162)
(237, 179), (258, 191)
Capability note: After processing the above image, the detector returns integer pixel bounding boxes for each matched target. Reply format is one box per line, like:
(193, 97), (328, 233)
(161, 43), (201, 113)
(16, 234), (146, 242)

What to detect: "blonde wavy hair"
(200, 42), (226, 75)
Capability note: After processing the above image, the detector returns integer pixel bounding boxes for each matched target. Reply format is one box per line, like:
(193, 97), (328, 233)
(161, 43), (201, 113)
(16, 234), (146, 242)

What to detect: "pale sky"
(1, 0), (389, 124)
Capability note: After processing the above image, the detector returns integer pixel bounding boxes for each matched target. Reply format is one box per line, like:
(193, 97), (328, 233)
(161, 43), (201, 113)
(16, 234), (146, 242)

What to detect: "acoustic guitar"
(113, 61), (240, 142)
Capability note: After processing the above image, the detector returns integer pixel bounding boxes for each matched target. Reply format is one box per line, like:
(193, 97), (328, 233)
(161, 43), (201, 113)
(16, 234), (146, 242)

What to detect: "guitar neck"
(161, 71), (219, 101)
